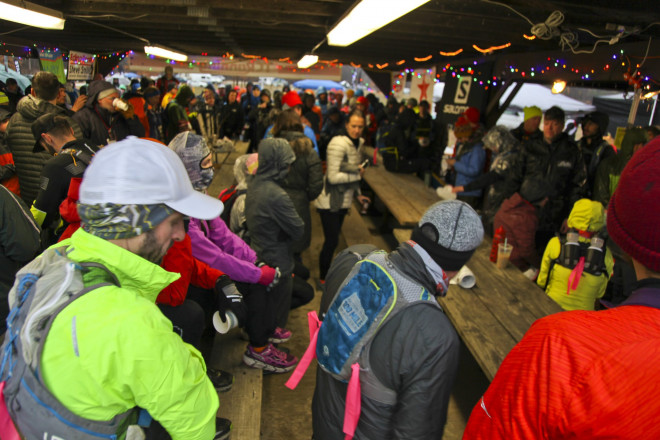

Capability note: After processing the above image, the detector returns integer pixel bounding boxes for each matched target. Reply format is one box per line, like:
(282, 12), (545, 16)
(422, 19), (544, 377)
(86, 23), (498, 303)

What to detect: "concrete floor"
(258, 205), (490, 439)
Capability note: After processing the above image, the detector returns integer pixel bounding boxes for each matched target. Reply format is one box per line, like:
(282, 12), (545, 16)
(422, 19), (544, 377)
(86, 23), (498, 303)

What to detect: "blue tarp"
(293, 79), (345, 91)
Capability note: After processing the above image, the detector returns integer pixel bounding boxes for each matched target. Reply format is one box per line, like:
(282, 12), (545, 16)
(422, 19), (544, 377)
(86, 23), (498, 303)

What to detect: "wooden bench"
(361, 147), (440, 227)
(437, 240), (563, 380)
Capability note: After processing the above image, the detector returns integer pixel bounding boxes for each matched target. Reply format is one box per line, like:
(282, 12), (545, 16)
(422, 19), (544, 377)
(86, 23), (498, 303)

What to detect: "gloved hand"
(257, 262), (281, 290)
(257, 264), (281, 287)
(214, 275), (247, 326)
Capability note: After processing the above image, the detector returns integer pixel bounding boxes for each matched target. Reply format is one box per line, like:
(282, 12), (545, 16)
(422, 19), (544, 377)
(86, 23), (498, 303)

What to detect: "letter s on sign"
(454, 76), (472, 105)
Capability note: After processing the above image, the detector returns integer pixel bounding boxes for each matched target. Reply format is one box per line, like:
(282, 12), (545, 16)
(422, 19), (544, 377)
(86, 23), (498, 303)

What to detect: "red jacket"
(58, 177), (82, 241)
(464, 295), (660, 439)
(158, 234), (224, 306)
(493, 192), (540, 270)
(0, 143), (20, 196)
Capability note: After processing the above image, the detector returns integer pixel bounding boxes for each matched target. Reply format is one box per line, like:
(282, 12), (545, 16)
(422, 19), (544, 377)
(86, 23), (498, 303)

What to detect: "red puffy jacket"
(158, 234), (225, 306)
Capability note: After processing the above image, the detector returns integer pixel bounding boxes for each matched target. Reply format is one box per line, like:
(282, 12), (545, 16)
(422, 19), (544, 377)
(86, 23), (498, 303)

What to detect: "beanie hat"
(260, 88), (271, 98)
(205, 83), (216, 94)
(355, 89), (364, 97)
(281, 91), (303, 109)
(175, 85), (195, 105)
(95, 85), (118, 101)
(463, 107), (480, 125)
(411, 200), (484, 271)
(523, 106), (542, 122)
(357, 96), (369, 107)
(582, 111), (609, 134)
(315, 86), (327, 96)
(607, 136), (660, 271)
(0, 107), (11, 122)
(143, 86), (160, 99)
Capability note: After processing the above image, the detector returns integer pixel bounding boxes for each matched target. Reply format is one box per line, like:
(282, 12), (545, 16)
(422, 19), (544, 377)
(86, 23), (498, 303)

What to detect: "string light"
(523, 34), (536, 40)
(396, 59), (406, 65)
(439, 49), (463, 56)
(472, 42), (512, 54)
(376, 63), (389, 69)
(414, 55), (433, 62)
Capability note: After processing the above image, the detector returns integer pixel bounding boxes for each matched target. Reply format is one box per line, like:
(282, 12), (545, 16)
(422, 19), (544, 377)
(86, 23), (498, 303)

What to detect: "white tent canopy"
(502, 83), (596, 113)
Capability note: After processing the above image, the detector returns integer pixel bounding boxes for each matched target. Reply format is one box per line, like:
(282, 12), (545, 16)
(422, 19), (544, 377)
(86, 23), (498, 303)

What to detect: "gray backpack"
(0, 247), (138, 440)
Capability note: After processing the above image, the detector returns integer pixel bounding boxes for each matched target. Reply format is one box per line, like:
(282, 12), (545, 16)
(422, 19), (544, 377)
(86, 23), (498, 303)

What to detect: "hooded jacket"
(39, 229), (218, 439)
(313, 244), (459, 440)
(245, 138), (303, 274)
(73, 81), (145, 147)
(513, 132), (587, 231)
(593, 127), (648, 207)
(537, 199), (613, 311)
(280, 131), (324, 253)
(6, 95), (82, 205)
(165, 85), (195, 143)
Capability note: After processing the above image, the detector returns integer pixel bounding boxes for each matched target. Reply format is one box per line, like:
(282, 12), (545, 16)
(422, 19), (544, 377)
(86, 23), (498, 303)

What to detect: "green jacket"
(593, 127), (648, 207)
(40, 229), (218, 439)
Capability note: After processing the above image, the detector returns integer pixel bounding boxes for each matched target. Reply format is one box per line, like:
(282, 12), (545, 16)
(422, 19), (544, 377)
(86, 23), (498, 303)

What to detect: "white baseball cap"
(80, 137), (223, 220)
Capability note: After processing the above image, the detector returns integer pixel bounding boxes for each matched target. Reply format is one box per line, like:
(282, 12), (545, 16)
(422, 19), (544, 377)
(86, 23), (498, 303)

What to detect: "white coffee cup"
(113, 98), (129, 112)
(450, 266), (476, 289)
(212, 310), (239, 334)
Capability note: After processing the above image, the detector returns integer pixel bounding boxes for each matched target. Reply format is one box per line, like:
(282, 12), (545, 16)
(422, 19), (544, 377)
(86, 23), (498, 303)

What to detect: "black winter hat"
(175, 85), (195, 105)
(582, 111), (609, 133)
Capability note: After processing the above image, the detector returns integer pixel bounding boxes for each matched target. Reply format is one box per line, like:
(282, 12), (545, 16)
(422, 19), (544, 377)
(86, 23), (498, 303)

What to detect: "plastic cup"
(212, 310), (238, 334)
(497, 243), (513, 269)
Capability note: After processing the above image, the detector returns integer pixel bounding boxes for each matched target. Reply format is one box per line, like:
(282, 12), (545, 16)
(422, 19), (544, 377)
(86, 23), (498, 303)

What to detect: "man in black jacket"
(30, 114), (99, 245)
(73, 80), (144, 146)
(513, 106), (587, 249)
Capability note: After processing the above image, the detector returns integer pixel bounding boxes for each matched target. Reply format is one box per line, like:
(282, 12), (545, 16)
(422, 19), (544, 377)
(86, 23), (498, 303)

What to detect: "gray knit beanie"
(411, 200), (484, 270)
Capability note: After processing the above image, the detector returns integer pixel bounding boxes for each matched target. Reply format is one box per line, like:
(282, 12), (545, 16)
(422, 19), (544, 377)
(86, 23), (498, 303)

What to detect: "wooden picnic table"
(438, 239), (563, 381)
(361, 147), (441, 227)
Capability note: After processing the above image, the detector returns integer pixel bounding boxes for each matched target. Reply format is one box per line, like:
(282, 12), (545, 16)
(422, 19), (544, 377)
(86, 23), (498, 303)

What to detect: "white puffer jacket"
(314, 135), (364, 210)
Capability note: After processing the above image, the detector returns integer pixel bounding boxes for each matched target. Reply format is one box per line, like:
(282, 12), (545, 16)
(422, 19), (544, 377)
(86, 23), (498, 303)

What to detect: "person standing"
(578, 111), (615, 195)
(72, 80), (145, 147)
(244, 138), (303, 371)
(6, 71), (82, 205)
(314, 109), (370, 283)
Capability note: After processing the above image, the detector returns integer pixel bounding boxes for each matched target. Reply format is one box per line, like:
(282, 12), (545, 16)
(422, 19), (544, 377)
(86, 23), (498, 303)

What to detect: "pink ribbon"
(285, 311), (321, 390)
(0, 382), (20, 440)
(343, 363), (362, 440)
(567, 256), (585, 296)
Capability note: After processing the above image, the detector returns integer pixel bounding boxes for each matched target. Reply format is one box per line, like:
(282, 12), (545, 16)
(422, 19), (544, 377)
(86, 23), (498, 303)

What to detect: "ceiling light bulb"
(327, 0), (430, 47)
(297, 54), (319, 69)
(144, 46), (188, 62)
(0, 0), (65, 30)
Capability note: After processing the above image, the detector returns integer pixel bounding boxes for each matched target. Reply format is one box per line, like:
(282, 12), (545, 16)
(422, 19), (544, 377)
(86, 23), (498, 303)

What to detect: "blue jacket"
(454, 141), (486, 197)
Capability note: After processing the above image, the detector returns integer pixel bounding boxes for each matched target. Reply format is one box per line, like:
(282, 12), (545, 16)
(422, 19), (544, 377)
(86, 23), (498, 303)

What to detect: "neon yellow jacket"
(537, 199), (613, 311)
(40, 229), (218, 439)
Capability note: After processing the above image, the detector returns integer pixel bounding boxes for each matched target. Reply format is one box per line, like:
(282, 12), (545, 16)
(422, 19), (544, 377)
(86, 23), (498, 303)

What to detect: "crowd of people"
(0, 65), (659, 439)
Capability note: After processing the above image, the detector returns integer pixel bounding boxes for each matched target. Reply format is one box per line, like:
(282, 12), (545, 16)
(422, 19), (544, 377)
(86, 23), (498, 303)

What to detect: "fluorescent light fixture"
(327, 0), (430, 46)
(0, 0), (65, 30)
(551, 80), (567, 94)
(297, 54), (319, 69)
(144, 45), (188, 62)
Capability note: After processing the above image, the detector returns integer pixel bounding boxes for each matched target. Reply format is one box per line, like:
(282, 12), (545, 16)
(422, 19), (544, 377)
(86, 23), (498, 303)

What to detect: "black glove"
(214, 275), (247, 326)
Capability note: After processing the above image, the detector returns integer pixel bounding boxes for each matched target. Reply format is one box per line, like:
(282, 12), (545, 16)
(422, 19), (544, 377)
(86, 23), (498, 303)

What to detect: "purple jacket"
(189, 216), (261, 284)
